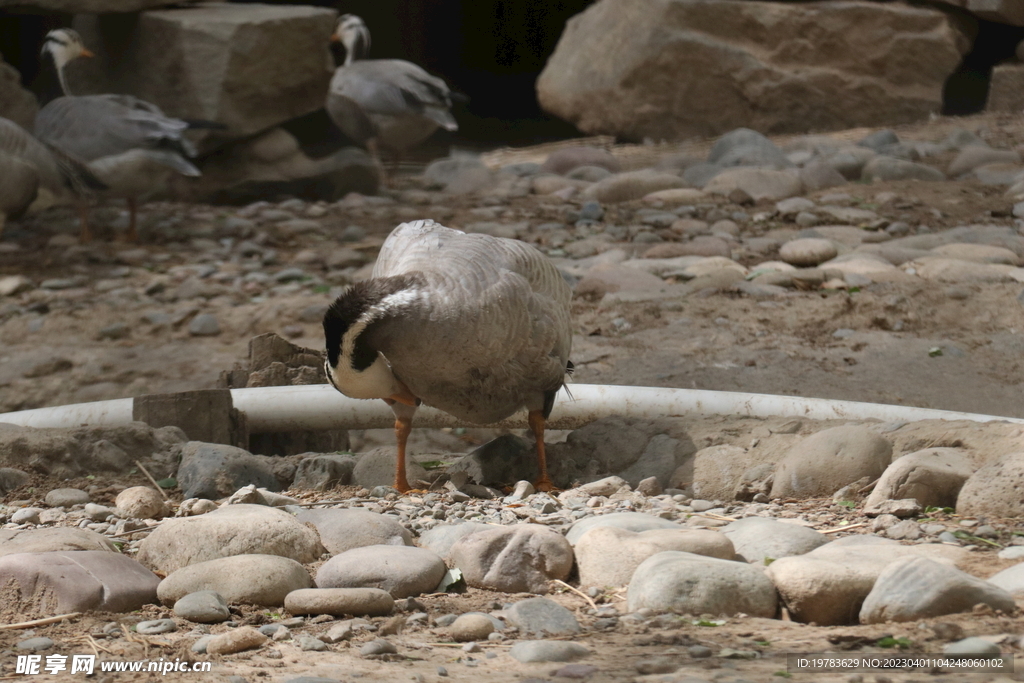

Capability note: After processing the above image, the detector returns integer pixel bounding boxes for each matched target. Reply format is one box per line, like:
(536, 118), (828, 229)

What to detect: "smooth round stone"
(944, 637), (1001, 657)
(509, 640), (590, 663)
(206, 626), (267, 655)
(998, 546), (1024, 560)
(449, 614), (495, 642)
(116, 487), (168, 520)
(778, 238), (838, 267)
(359, 639), (397, 656)
(173, 590), (230, 623)
(284, 588), (394, 617)
(17, 637), (54, 651)
(315, 545), (446, 598)
(188, 314), (221, 336)
(295, 635), (327, 651)
(44, 488), (90, 508)
(84, 503), (115, 522)
(136, 619), (177, 635)
(505, 598), (580, 637)
(11, 508), (42, 524)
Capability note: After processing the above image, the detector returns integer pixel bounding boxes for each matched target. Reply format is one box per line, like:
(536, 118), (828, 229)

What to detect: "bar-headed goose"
(327, 15), (458, 168)
(34, 28), (202, 241)
(0, 116), (105, 237)
(323, 219), (573, 493)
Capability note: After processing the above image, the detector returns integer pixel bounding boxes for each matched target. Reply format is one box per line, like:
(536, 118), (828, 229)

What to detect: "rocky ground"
(1, 111), (1024, 682)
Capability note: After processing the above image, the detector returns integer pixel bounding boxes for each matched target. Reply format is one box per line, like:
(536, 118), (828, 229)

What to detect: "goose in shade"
(0, 116), (105, 237)
(323, 219), (573, 493)
(327, 15), (458, 172)
(34, 28), (204, 242)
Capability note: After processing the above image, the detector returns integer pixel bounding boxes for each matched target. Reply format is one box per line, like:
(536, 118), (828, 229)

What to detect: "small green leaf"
(312, 285), (331, 294)
(876, 636), (911, 649)
(837, 501), (856, 508)
(755, 640), (771, 647)
(417, 461), (446, 470)
(156, 477), (177, 489)
(693, 619), (726, 627)
(435, 568), (464, 593)
(848, 286), (861, 294)
(763, 557), (776, 566)
(928, 347), (943, 357)
(774, 672), (793, 678)
(86, 475), (95, 480)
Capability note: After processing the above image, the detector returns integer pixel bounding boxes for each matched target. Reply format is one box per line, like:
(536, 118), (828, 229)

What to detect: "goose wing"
(330, 60), (457, 131)
(366, 220), (571, 423)
(35, 94), (196, 162)
(0, 116), (104, 196)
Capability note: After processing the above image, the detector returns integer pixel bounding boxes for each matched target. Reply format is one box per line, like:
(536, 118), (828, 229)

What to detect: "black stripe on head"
(323, 273), (424, 372)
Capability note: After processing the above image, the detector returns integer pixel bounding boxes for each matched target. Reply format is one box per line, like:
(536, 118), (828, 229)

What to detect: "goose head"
(331, 14), (371, 66)
(41, 29), (94, 96)
(323, 275), (422, 406)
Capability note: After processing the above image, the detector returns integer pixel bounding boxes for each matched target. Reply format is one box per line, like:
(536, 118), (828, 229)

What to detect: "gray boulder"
(721, 517), (829, 565)
(417, 522), (493, 563)
(157, 554), (313, 607)
(295, 508), (413, 555)
(447, 434), (534, 487)
(708, 128), (792, 169)
(137, 504), (325, 573)
(770, 426), (892, 499)
(627, 551), (777, 617)
(449, 524), (574, 593)
(316, 545), (446, 598)
(504, 597), (580, 636)
(0, 527), (115, 557)
(864, 448), (973, 511)
(292, 454), (356, 491)
(537, 0), (969, 141)
(0, 551), (159, 617)
(860, 556), (1016, 624)
(176, 441), (281, 500)
(575, 526), (735, 587)
(547, 416), (696, 489)
(352, 447), (430, 489)
(957, 451), (1024, 518)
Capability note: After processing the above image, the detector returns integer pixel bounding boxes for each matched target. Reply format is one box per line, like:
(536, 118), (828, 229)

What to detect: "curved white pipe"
(0, 384), (1022, 433)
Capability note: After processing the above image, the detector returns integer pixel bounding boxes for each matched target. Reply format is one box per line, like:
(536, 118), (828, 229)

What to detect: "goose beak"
(329, 33), (340, 43)
(80, 48), (96, 58)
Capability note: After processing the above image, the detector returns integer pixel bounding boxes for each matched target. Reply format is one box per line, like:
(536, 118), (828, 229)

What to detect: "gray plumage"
(364, 220), (572, 424)
(327, 15), (458, 154)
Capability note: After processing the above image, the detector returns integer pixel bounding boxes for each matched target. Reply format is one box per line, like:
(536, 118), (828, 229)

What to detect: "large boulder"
(957, 451), (1024, 518)
(770, 426), (892, 499)
(864, 448), (974, 511)
(72, 4), (336, 147)
(537, 0), (973, 141)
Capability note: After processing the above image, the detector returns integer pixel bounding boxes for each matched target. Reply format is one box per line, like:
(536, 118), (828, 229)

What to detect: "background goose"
(327, 15), (458, 170)
(33, 29), (203, 242)
(323, 219), (572, 493)
(0, 116), (105, 237)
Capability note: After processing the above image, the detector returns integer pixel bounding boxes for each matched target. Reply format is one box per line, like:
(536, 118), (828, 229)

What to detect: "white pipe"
(0, 384), (1022, 433)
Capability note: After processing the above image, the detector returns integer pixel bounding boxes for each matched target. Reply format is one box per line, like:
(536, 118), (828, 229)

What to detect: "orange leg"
(78, 204), (92, 243)
(386, 398), (418, 493)
(529, 409), (554, 492)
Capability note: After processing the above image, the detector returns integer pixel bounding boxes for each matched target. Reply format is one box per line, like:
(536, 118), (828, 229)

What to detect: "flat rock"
(0, 551), (159, 617)
(450, 524), (574, 593)
(504, 597), (580, 636)
(860, 556), (1015, 624)
(575, 526), (734, 587)
(721, 517), (829, 565)
(351, 447), (429, 490)
(864, 448), (973, 511)
(316, 545), (446, 598)
(911, 257), (1016, 283)
(284, 588), (394, 617)
(770, 426), (892, 499)
(0, 527), (116, 557)
(173, 590), (230, 623)
(157, 554), (313, 607)
(509, 640), (590, 663)
(779, 238), (839, 267)
(862, 157), (946, 182)
(206, 626), (267, 655)
(137, 504), (325, 573)
(295, 508), (412, 555)
(931, 242), (1021, 265)
(44, 488), (90, 508)
(949, 147), (1022, 177)
(958, 451), (1024, 518)
(176, 441), (281, 500)
(542, 147), (621, 175)
(627, 551), (777, 617)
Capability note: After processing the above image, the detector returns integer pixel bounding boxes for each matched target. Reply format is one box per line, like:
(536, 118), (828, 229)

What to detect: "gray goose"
(323, 219), (573, 492)
(327, 15), (458, 169)
(0, 116), (105, 237)
(34, 29), (201, 242)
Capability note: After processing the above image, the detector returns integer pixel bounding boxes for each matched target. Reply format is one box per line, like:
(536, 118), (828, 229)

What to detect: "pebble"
(449, 613), (496, 642)
(11, 507), (42, 524)
(504, 597), (580, 636)
(44, 488), (90, 508)
(944, 637), (1001, 657)
(509, 640), (590, 663)
(115, 486), (167, 519)
(136, 619), (177, 635)
(206, 627), (267, 655)
(295, 635), (328, 651)
(284, 587), (394, 617)
(359, 639), (397, 656)
(173, 590), (230, 623)
(188, 313), (221, 336)
(17, 637), (55, 651)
